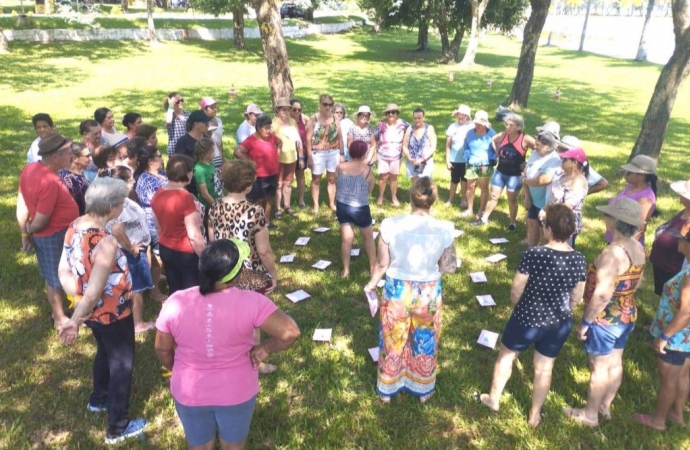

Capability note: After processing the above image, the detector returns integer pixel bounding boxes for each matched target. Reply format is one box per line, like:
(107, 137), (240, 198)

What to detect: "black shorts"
(659, 349), (690, 366)
(450, 162), (466, 184)
(247, 174), (279, 201)
(527, 204), (540, 220)
(653, 265), (677, 296)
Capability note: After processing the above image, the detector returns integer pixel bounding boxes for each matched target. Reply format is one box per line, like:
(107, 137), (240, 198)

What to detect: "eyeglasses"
(359, 113), (371, 118)
(321, 102), (333, 107)
(386, 111), (399, 115)
(292, 108), (302, 113)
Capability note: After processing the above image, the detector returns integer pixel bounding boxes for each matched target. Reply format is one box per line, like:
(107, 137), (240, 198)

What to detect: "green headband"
(219, 238), (251, 284)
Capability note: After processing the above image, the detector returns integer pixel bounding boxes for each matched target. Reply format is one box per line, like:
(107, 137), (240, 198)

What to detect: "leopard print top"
(208, 199), (271, 291)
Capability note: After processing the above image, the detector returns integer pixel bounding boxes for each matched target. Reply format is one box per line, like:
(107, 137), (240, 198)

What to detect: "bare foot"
(341, 271), (349, 278)
(632, 413), (666, 431)
(599, 406), (612, 421)
(312, 208), (319, 215)
(329, 204), (337, 212)
(527, 412), (543, 427)
(564, 407), (599, 427)
(667, 412), (686, 427)
(376, 197), (384, 206)
(477, 393), (499, 412)
(379, 395), (391, 404)
(135, 322), (155, 335)
(419, 392), (434, 403)
(391, 199), (401, 207)
(150, 291), (168, 303)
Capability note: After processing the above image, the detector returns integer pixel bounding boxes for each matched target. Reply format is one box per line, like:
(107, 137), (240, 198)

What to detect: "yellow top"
(272, 118), (300, 164)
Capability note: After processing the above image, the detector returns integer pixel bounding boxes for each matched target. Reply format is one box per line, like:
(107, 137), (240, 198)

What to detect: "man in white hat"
(445, 104), (474, 208)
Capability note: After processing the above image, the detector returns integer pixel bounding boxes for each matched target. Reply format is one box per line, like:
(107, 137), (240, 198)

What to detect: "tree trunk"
(0, 28), (10, 53)
(459, 0), (488, 67)
(121, 0), (128, 12)
(506, 0), (551, 109)
(579, 0), (592, 51)
(233, 3), (246, 49)
(147, 0), (157, 42)
(630, 0), (690, 160)
(417, 16), (430, 51)
(450, 24), (465, 62)
(439, 23), (465, 63)
(635, 0), (655, 61)
(253, 0), (295, 102)
(372, 11), (383, 33)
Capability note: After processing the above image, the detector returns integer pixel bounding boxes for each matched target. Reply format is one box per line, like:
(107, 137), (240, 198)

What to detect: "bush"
(11, 10), (18, 16)
(153, 6), (164, 13)
(110, 5), (123, 14)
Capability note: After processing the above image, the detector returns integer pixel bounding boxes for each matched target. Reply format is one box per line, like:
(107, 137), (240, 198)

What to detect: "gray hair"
(504, 112), (524, 131)
(334, 102), (347, 115)
(85, 177), (129, 217)
(614, 219), (639, 237)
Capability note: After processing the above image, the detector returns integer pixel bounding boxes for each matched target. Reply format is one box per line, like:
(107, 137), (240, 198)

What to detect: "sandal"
(285, 208), (297, 216)
(275, 210), (283, 219)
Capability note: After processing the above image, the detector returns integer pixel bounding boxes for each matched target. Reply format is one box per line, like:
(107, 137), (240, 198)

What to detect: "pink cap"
(200, 97), (217, 109)
(558, 147), (587, 163)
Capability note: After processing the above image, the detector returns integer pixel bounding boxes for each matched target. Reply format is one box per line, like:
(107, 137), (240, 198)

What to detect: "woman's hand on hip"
(248, 344), (270, 369)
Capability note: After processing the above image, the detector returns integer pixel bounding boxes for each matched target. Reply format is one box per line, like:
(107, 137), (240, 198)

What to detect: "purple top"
(605, 184), (656, 245)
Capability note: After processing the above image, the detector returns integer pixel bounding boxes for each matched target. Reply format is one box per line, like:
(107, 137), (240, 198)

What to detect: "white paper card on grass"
(376, 279), (385, 288)
(470, 272), (488, 283)
(295, 237), (310, 246)
(476, 295), (496, 307)
(477, 330), (499, 349)
(286, 290), (311, 303)
(351, 248), (360, 256)
(280, 254), (295, 263)
(489, 237), (510, 244)
(364, 289), (379, 317)
(368, 347), (379, 362)
(452, 229), (464, 238)
(313, 328), (332, 341)
(373, 231), (379, 240)
(314, 227), (330, 233)
(312, 260), (332, 270)
(485, 253), (507, 263)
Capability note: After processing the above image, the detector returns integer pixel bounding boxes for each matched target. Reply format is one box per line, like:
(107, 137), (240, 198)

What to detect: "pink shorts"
(377, 157), (401, 175)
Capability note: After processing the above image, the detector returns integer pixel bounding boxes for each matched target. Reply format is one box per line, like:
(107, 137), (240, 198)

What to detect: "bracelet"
(581, 319), (594, 327)
(660, 333), (672, 342)
(21, 233), (29, 238)
(167, 106), (173, 111)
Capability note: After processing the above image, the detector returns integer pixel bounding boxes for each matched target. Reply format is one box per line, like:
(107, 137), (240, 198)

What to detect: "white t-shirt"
(381, 214), (454, 282)
(236, 120), (255, 145)
(524, 150), (561, 209)
(445, 121), (474, 163)
(339, 118), (353, 156)
(106, 198), (151, 247)
(587, 166), (603, 188)
(211, 116), (224, 160)
(27, 137), (42, 163)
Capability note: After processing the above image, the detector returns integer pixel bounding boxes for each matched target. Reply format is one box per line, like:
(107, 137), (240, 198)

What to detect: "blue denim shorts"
(502, 314), (572, 358)
(175, 396), (257, 446)
(335, 201), (373, 229)
(659, 349), (690, 366)
(490, 170), (522, 192)
(123, 249), (154, 293)
(583, 323), (635, 356)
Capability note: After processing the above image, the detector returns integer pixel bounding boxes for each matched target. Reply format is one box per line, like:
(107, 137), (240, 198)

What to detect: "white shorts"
(312, 149), (339, 176)
(406, 159), (435, 179)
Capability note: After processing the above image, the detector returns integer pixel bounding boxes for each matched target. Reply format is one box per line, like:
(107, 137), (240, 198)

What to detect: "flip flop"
(632, 413), (666, 431)
(563, 407), (598, 427)
(135, 322), (155, 335)
(473, 391), (499, 412)
(275, 210), (283, 219)
(285, 208), (297, 216)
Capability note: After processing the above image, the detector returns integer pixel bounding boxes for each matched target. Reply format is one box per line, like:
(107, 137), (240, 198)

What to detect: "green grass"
(2, 28), (690, 448)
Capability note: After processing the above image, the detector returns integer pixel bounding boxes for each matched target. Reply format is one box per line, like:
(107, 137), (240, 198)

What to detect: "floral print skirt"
(377, 277), (442, 398)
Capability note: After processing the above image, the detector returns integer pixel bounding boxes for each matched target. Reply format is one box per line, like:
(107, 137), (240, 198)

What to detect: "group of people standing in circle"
(15, 91), (690, 448)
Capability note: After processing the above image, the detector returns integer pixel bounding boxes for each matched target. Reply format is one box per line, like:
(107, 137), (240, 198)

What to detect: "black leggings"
(86, 315), (135, 436)
(159, 244), (200, 295)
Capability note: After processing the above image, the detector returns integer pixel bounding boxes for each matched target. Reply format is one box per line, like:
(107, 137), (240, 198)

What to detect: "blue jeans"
(490, 169), (522, 192)
(584, 323), (635, 356)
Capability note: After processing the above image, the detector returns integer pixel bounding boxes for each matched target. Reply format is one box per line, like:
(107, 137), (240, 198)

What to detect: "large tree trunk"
(0, 28), (10, 53)
(506, 0), (551, 109)
(579, 0), (592, 51)
(121, 0), (128, 12)
(630, 0), (690, 160)
(417, 16), (430, 51)
(233, 3), (246, 49)
(459, 0), (488, 67)
(635, 0), (655, 61)
(147, 0), (157, 42)
(253, 0), (294, 102)
(440, 24), (465, 63)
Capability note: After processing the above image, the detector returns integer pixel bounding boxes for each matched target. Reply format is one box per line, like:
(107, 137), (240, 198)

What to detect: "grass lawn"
(2, 28), (690, 449)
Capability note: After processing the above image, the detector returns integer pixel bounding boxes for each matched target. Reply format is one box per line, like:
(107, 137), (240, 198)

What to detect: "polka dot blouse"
(513, 246), (586, 327)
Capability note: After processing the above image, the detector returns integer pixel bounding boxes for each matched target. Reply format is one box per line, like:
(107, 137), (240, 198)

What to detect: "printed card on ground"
(295, 237), (310, 246)
(280, 254), (295, 263)
(456, 258), (462, 268)
(452, 229), (464, 238)
(470, 272), (488, 283)
(351, 248), (360, 256)
(314, 227), (330, 233)
(373, 231), (380, 240)
(286, 290), (311, 303)
(365, 289), (379, 317)
(377, 279), (385, 288)
(312, 260), (332, 270)
(313, 328), (332, 341)
(368, 347), (380, 362)
(489, 237), (510, 244)
(485, 253), (507, 263)
(477, 330), (499, 349)
(476, 295), (496, 307)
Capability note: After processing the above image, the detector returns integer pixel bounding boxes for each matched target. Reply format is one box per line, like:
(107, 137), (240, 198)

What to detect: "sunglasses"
(359, 113), (371, 117)
(292, 108), (302, 113)
(334, 111), (344, 115)
(178, 98), (184, 103)
(321, 102), (333, 107)
(386, 111), (399, 115)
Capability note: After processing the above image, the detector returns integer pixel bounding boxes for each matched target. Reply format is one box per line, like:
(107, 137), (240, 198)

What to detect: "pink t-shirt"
(156, 286), (278, 406)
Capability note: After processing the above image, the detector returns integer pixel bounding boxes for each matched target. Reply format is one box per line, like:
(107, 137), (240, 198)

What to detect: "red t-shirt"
(19, 162), (79, 237)
(240, 134), (280, 177)
(150, 188), (200, 253)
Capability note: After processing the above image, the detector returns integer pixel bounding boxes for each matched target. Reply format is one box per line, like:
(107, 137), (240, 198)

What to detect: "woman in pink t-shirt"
(155, 239), (300, 450)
